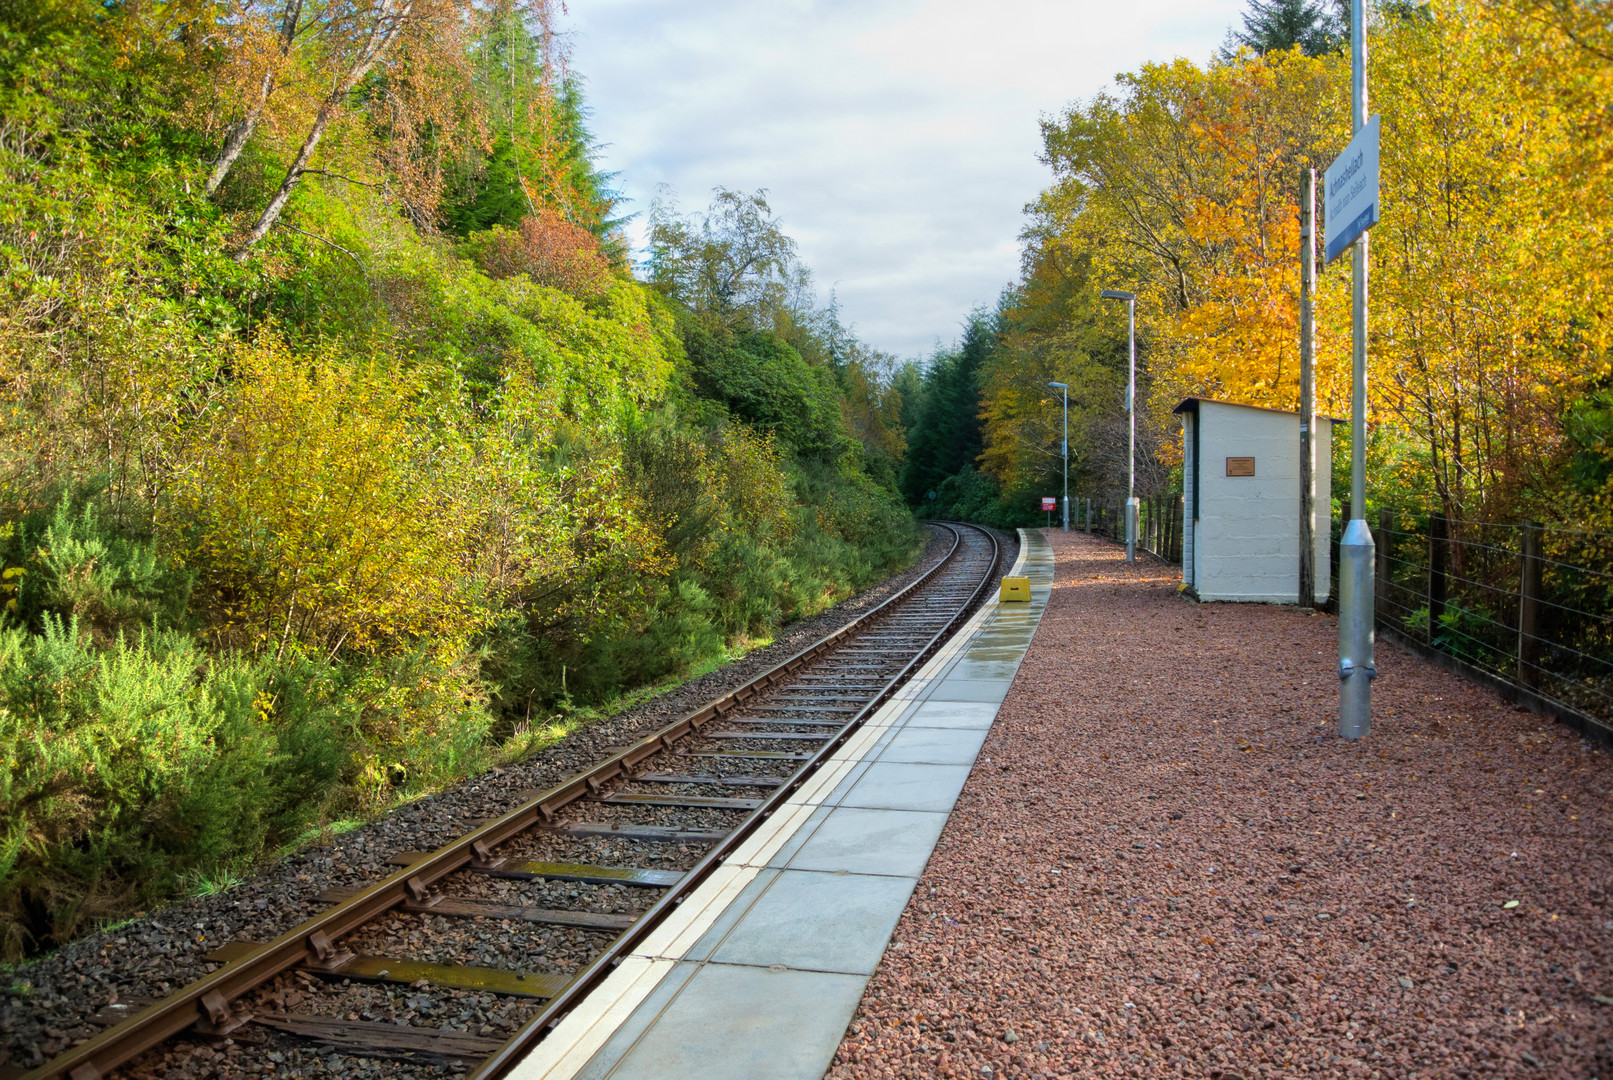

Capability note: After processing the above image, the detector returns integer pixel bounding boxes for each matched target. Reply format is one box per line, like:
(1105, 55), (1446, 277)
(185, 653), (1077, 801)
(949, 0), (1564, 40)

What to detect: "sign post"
(1042, 496), (1056, 529)
(1099, 290), (1139, 561)
(1329, 0), (1378, 740)
(1299, 168), (1317, 610)
(1048, 381), (1070, 531)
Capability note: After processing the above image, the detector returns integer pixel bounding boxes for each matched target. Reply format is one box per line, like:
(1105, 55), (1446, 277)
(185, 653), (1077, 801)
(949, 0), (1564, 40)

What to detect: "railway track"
(22, 522), (1002, 1080)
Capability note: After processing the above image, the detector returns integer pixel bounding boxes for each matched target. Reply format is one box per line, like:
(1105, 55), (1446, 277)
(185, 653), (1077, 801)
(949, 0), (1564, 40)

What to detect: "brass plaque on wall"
(1225, 456), (1255, 477)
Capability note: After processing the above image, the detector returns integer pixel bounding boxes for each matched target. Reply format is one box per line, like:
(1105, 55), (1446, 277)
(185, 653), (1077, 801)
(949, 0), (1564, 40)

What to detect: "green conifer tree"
(1222, 0), (1345, 57)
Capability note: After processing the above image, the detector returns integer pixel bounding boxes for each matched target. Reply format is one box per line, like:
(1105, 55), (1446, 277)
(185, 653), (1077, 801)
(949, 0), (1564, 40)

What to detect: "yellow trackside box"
(999, 576), (1031, 603)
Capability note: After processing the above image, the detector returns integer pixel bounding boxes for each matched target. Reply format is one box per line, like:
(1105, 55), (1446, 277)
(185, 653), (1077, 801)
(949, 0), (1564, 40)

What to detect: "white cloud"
(564, 0), (1245, 358)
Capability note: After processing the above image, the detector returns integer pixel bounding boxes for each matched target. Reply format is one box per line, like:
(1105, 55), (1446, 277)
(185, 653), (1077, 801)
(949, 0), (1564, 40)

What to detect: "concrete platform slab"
(564, 961), (697, 1080)
(706, 869), (918, 975)
(576, 963), (867, 1080)
(633, 865), (762, 961)
(513, 528), (1055, 1080)
(838, 760), (974, 812)
(783, 806), (948, 877)
(675, 867), (781, 962)
(515, 958), (686, 1080)
(946, 658), (1022, 680)
(820, 756), (877, 806)
(904, 700), (999, 729)
(877, 724), (990, 765)
(923, 677), (1012, 703)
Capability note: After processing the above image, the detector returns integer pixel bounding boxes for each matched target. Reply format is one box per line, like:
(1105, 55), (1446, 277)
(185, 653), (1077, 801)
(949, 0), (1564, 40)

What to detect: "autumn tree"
(1369, 2), (1613, 521)
(1497, 0), (1613, 62)
(203, 0), (302, 195)
(989, 0), (1611, 530)
(184, 0), (567, 252)
(468, 208), (613, 298)
(995, 48), (1348, 506)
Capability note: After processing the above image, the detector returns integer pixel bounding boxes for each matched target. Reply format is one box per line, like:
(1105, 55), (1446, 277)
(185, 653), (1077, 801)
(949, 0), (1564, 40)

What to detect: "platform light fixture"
(1100, 289), (1138, 562)
(1048, 381), (1069, 531)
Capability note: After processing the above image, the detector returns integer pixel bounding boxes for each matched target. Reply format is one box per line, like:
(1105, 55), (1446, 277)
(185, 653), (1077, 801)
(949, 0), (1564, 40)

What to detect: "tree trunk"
(207, 70), (272, 195)
(235, 1), (412, 256)
(207, 0), (303, 196)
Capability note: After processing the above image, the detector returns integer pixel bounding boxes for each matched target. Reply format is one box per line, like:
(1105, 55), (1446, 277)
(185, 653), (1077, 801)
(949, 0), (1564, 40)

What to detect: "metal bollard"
(1337, 517), (1376, 738)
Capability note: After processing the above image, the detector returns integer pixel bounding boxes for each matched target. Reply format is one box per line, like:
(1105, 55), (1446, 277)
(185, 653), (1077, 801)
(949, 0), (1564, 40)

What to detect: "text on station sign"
(1324, 113), (1381, 264)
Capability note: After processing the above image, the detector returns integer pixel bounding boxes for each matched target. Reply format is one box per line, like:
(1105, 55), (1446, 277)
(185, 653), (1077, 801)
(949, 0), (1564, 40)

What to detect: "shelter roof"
(1171, 397), (1345, 423)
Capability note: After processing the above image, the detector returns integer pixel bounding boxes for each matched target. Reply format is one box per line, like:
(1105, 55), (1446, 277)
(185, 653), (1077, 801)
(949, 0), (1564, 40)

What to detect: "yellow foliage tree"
(999, 0), (1613, 522)
(1035, 49), (1352, 414)
(1370, 1), (1613, 519)
(173, 333), (480, 660)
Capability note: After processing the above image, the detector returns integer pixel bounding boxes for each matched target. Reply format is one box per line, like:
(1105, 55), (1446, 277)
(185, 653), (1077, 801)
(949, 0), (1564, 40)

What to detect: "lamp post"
(1049, 381), (1069, 531)
(1337, 0), (1375, 739)
(1100, 289), (1138, 562)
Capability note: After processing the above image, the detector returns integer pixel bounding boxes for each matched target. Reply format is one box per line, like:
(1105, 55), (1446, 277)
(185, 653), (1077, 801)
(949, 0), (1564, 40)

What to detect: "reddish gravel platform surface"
(829, 529), (1613, 1080)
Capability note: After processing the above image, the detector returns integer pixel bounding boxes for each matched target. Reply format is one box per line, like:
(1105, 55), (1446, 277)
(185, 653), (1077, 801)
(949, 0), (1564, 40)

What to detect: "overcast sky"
(564, 1), (1247, 360)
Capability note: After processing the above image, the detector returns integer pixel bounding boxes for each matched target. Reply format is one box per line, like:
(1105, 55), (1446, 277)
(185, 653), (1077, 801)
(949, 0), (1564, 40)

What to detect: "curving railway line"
(22, 521), (1003, 1080)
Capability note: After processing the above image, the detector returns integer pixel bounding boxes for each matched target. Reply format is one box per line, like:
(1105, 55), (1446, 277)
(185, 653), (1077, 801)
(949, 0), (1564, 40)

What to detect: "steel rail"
(470, 522), (999, 1078)
(25, 522), (998, 1080)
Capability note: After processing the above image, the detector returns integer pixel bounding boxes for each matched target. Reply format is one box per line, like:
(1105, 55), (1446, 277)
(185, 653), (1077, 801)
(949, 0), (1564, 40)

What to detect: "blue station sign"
(1324, 114), (1381, 265)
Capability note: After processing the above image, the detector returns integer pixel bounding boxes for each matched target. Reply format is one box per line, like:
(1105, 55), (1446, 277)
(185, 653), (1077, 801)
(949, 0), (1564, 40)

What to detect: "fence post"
(1084, 498), (1092, 533)
(1172, 494), (1182, 562)
(1332, 500), (1349, 609)
(1428, 513), (1447, 645)
(1519, 520), (1543, 689)
(1375, 508), (1391, 624)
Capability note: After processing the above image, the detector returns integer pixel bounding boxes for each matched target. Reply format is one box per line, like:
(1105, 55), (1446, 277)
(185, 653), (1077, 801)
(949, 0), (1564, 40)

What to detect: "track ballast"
(21, 522), (1002, 1080)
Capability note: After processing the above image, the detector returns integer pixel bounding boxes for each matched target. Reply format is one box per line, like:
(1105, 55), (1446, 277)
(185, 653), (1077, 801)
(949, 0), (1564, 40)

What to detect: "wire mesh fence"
(1329, 503), (1613, 731)
(1070, 494), (1183, 564)
(1065, 493), (1610, 735)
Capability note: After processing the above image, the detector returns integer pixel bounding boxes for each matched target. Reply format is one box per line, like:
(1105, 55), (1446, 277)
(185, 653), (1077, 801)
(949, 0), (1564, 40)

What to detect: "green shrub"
(922, 465), (1047, 529)
(0, 0), (926, 968)
(4, 496), (194, 640)
(0, 621), (345, 960)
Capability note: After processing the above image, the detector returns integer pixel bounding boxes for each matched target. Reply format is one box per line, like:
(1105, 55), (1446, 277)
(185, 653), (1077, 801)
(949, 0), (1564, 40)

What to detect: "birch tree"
(205, 0), (303, 195)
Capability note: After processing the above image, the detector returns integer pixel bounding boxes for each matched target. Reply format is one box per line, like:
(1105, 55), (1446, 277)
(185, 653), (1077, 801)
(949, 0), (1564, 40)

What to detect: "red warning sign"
(1041, 497), (1056, 512)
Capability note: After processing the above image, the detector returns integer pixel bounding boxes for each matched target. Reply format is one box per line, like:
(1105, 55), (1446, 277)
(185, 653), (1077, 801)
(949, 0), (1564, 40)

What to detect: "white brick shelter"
(1174, 398), (1337, 604)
